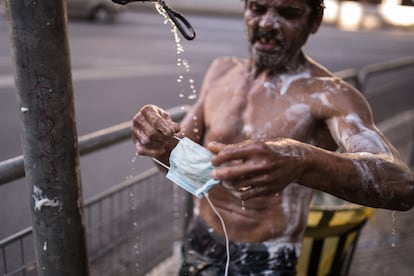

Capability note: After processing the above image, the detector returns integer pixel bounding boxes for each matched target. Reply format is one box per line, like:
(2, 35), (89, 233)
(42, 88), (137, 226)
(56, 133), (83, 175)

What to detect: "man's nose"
(259, 11), (280, 29)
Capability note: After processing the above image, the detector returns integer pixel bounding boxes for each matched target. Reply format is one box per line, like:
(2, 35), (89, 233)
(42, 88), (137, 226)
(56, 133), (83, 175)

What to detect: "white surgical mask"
(154, 137), (219, 198)
(153, 137), (230, 275)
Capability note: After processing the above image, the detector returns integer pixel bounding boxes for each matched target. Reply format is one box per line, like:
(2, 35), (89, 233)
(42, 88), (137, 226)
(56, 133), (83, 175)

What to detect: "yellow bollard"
(297, 193), (374, 276)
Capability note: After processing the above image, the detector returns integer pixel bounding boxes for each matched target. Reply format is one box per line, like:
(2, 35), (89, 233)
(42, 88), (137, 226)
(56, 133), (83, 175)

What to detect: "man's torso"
(197, 57), (342, 243)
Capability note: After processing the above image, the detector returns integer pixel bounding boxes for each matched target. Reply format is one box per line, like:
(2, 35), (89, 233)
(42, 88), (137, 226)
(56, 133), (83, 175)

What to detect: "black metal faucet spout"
(112, 0), (156, 5)
(111, 0), (196, 41)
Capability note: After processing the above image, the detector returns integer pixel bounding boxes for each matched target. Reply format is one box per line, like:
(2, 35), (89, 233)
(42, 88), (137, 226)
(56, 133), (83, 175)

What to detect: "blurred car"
(66, 0), (123, 23)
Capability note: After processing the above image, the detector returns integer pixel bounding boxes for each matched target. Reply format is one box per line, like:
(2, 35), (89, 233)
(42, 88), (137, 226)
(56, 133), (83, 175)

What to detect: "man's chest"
(204, 88), (318, 144)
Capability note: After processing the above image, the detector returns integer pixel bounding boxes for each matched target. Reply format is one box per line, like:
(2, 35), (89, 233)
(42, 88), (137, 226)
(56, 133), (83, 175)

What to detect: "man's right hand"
(131, 104), (181, 157)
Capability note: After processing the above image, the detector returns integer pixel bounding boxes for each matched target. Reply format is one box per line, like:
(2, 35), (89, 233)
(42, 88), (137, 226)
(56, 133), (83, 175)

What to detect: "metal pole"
(5, 0), (89, 275)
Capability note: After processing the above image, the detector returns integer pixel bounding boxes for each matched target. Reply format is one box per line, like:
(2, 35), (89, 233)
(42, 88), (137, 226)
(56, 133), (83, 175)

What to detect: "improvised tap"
(111, 0), (196, 40)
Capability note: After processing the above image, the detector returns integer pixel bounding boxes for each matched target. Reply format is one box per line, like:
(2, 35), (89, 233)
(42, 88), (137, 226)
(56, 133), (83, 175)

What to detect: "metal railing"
(0, 107), (188, 276)
(1, 58), (414, 275)
(2, 55), (414, 186)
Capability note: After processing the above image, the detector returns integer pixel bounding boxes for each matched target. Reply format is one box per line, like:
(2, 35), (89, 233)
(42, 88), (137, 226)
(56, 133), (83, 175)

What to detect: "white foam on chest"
(279, 70), (311, 96)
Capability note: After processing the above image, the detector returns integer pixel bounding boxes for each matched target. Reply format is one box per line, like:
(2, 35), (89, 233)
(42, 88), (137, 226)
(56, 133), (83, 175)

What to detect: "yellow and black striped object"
(297, 199), (374, 276)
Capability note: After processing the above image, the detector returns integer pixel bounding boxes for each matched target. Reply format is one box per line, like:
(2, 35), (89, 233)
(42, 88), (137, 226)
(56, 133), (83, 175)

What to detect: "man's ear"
(310, 9), (324, 34)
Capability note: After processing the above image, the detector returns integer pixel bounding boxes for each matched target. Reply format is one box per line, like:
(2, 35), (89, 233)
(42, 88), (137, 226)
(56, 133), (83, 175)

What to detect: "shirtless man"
(131, 0), (414, 274)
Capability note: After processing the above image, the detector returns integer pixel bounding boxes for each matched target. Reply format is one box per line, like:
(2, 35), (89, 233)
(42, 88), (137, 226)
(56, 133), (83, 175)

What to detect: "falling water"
(155, 3), (198, 101)
(152, 6), (234, 273)
(129, 154), (141, 274)
(128, 4), (202, 274)
(390, 211), (397, 248)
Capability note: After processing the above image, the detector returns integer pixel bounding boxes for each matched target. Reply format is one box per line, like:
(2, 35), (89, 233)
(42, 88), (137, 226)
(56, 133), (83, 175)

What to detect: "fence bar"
(357, 55), (414, 91)
(0, 156), (24, 186)
(0, 105), (189, 186)
(5, 0), (89, 275)
(334, 68), (358, 84)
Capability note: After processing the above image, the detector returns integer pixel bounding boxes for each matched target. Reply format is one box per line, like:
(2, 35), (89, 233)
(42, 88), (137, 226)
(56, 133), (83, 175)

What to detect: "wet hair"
(242, 0), (325, 23)
(307, 0), (325, 22)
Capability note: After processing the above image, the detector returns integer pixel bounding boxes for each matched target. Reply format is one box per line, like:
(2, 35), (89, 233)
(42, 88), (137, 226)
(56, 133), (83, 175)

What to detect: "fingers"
(211, 160), (269, 181)
(134, 105), (180, 138)
(231, 186), (269, 200)
(134, 141), (166, 156)
(218, 169), (284, 200)
(132, 105), (180, 156)
(207, 141), (226, 154)
(210, 140), (267, 166)
(219, 171), (275, 191)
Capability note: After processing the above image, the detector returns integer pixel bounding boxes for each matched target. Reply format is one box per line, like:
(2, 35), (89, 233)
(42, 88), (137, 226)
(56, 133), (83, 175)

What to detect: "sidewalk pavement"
(349, 109), (414, 276)
(349, 207), (414, 276)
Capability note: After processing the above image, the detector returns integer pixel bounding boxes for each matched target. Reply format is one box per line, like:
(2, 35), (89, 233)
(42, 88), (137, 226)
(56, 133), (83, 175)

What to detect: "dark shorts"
(179, 217), (298, 276)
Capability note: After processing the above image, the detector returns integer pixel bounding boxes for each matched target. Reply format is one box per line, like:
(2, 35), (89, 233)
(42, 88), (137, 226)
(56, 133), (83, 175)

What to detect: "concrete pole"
(5, 0), (89, 275)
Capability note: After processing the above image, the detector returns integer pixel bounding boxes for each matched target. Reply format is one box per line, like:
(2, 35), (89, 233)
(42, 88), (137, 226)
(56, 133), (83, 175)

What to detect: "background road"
(1, 9), (414, 239)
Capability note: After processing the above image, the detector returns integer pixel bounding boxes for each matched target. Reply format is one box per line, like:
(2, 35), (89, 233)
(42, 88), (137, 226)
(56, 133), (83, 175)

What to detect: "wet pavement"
(348, 109), (414, 276)
(349, 207), (414, 276)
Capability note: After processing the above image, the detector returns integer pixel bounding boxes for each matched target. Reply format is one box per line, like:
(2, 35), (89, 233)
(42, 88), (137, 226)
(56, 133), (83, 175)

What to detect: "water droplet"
(241, 200), (246, 211)
(390, 211), (397, 247)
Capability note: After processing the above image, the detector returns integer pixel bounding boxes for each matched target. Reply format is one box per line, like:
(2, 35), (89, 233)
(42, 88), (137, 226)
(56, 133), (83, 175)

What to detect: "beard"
(248, 29), (292, 71)
(251, 46), (290, 69)
(248, 43), (296, 76)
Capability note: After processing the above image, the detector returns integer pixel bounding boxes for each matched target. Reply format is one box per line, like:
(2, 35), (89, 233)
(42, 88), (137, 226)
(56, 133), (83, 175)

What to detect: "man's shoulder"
(204, 56), (247, 81)
(306, 74), (371, 121)
(210, 56), (247, 70)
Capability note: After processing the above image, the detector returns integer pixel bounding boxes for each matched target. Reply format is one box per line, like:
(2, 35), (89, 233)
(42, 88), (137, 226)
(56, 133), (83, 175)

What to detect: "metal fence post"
(5, 0), (89, 275)
(410, 130), (414, 169)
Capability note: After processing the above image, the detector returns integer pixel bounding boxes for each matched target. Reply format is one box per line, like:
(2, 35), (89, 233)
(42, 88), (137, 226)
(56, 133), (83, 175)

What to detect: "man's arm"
(299, 87), (414, 210)
(210, 81), (414, 211)
(298, 143), (414, 210)
(131, 58), (224, 165)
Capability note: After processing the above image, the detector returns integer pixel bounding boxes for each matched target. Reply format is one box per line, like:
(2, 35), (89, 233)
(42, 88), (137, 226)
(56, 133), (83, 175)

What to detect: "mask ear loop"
(151, 136), (230, 275)
(151, 135), (182, 170)
(152, 157), (170, 170)
(205, 193), (230, 276)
